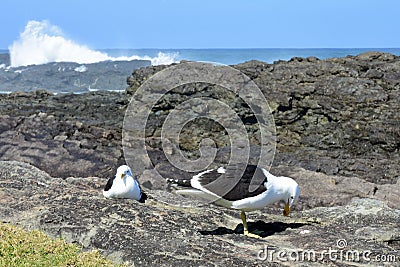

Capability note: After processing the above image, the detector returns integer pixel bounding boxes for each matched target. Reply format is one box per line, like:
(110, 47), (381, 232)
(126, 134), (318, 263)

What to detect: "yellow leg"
(241, 211), (262, 239)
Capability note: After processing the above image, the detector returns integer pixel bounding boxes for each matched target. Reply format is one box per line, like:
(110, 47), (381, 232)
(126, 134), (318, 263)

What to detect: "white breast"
(103, 175), (141, 200)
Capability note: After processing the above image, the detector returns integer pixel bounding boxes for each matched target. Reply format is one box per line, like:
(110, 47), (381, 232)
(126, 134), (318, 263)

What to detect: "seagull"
(103, 165), (147, 203)
(171, 164), (300, 238)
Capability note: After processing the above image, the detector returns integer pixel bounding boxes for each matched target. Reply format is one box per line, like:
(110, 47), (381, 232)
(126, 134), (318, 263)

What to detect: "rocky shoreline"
(1, 51), (398, 184)
(0, 56), (151, 93)
(0, 52), (399, 266)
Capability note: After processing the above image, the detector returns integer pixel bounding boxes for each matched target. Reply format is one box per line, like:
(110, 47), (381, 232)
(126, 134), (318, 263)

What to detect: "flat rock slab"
(1, 161), (399, 266)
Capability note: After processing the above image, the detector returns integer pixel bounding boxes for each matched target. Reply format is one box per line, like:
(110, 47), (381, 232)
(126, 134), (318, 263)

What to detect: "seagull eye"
(290, 196), (294, 199)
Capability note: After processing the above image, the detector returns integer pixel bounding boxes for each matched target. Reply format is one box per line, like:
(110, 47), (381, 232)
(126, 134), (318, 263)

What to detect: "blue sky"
(1, 0), (399, 49)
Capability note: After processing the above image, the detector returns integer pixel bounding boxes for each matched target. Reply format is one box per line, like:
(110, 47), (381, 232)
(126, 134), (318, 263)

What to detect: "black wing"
(104, 177), (115, 191)
(197, 164), (268, 201)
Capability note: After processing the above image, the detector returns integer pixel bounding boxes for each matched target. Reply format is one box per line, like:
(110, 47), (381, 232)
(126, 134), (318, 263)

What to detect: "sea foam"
(9, 20), (178, 67)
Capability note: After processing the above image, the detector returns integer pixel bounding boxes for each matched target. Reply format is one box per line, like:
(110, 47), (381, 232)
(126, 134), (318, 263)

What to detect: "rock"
(125, 53), (400, 184)
(53, 134), (68, 141)
(0, 161), (399, 266)
(1, 53), (399, 266)
(0, 91), (127, 178)
(126, 64), (173, 95)
(1, 53), (399, 184)
(0, 60), (151, 93)
(364, 69), (384, 79)
(271, 166), (400, 210)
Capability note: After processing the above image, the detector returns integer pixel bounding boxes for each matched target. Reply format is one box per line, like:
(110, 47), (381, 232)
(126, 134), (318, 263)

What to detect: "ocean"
(1, 48), (400, 93)
(100, 47), (400, 66)
(3, 47), (400, 66)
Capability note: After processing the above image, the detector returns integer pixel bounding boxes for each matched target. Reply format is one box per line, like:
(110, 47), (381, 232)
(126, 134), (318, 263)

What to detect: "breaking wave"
(9, 20), (178, 67)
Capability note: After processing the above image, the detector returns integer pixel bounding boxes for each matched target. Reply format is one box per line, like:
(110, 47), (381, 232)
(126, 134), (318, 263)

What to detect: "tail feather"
(139, 192), (148, 203)
(166, 178), (191, 187)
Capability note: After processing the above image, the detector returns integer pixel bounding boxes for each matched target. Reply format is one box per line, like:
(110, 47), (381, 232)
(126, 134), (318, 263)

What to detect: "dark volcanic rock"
(0, 90), (127, 178)
(126, 52), (400, 184)
(0, 161), (399, 266)
(1, 52), (399, 185)
(0, 60), (150, 93)
(236, 53), (400, 184)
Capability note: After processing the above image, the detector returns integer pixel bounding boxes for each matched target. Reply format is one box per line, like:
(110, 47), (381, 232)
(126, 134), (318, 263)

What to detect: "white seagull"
(103, 165), (147, 203)
(173, 164), (300, 238)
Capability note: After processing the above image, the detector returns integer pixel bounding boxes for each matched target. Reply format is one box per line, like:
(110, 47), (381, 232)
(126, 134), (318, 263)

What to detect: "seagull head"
(116, 165), (133, 179)
(283, 178), (300, 216)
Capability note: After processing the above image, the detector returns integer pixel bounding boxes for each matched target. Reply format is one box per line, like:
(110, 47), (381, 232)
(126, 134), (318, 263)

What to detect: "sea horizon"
(1, 47), (400, 67)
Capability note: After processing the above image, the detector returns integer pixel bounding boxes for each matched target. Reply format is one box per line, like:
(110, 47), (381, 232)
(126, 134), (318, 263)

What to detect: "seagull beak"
(283, 201), (290, 216)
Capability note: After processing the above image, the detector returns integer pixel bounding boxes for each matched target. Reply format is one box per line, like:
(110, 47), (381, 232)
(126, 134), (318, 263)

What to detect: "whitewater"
(5, 20), (400, 68)
(2, 20), (400, 93)
(8, 20), (178, 67)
